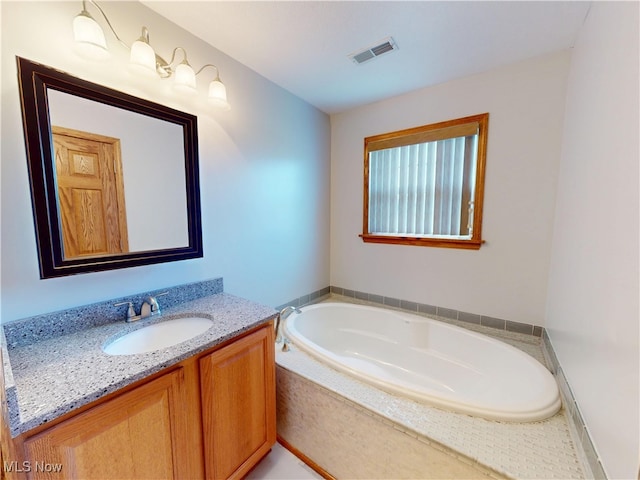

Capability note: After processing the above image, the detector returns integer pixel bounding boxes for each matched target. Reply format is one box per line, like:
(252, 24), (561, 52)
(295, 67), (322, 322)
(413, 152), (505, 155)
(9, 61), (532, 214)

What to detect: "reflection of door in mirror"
(52, 126), (129, 259)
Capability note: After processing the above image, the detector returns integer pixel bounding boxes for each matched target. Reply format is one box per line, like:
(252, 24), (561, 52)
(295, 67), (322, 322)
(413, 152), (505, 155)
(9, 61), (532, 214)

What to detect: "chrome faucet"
(114, 292), (168, 323)
(114, 301), (139, 322)
(114, 300), (149, 323)
(275, 305), (301, 344)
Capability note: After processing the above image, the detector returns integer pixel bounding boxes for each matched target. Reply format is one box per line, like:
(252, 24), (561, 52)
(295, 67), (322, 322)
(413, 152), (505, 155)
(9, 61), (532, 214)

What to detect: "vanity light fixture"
(72, 0), (230, 110)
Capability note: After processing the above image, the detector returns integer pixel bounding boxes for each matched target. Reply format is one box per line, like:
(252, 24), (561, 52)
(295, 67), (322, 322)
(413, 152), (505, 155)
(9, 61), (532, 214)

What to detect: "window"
(361, 113), (488, 249)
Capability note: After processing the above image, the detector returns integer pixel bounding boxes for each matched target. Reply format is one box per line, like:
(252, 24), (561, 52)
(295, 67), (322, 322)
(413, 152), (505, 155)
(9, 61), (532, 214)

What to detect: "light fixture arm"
(166, 47), (189, 67)
(159, 57), (224, 84)
(153, 46), (189, 78)
(152, 46), (199, 79)
(195, 63), (222, 80)
(81, 0), (129, 50)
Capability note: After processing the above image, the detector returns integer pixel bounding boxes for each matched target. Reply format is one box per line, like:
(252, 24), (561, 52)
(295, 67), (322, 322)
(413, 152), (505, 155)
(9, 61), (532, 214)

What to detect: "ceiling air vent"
(348, 37), (398, 65)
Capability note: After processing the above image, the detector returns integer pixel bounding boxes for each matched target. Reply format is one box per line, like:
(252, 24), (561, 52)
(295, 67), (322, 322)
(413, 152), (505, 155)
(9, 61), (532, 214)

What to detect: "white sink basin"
(103, 317), (213, 356)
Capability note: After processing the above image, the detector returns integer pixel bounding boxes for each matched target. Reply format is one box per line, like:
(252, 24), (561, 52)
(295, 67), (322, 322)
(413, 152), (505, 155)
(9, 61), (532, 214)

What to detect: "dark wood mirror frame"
(16, 57), (203, 278)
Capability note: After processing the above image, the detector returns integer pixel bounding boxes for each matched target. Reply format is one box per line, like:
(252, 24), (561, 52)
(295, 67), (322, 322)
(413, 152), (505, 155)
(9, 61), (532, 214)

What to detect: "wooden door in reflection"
(52, 126), (128, 259)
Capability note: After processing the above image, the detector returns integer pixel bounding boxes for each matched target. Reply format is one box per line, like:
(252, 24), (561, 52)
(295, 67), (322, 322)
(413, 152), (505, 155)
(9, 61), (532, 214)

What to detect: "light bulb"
(173, 63), (197, 94)
(208, 79), (230, 110)
(129, 39), (157, 78)
(72, 11), (109, 60)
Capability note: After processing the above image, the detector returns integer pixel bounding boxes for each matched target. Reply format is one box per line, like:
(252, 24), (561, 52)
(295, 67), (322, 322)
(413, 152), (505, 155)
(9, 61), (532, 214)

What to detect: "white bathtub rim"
(283, 302), (561, 423)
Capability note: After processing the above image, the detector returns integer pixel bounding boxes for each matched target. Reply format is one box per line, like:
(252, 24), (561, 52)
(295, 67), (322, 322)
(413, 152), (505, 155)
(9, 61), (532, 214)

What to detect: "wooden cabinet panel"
(23, 369), (190, 480)
(200, 325), (276, 479)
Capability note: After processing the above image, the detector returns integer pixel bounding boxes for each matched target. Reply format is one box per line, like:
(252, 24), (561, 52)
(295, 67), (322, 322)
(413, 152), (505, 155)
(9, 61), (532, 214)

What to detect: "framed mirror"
(16, 57), (203, 278)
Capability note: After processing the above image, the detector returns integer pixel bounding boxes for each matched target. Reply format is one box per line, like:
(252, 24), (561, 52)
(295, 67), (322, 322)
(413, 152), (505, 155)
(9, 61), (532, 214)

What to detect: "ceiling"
(142, 1), (591, 115)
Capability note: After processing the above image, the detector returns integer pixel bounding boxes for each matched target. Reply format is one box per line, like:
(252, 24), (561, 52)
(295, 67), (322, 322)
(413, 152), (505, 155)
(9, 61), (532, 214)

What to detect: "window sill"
(360, 234), (483, 250)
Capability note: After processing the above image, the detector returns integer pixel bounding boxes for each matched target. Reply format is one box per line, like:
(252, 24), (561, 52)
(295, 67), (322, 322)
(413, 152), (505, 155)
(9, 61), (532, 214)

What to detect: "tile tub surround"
(275, 296), (586, 479)
(330, 285), (544, 337)
(275, 286), (331, 312)
(303, 292), (547, 364)
(1, 291), (277, 437)
(3, 277), (224, 348)
(277, 367), (503, 480)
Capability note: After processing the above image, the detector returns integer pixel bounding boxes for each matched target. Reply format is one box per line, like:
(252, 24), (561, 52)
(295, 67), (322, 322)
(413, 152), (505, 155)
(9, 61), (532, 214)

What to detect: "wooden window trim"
(361, 113), (489, 250)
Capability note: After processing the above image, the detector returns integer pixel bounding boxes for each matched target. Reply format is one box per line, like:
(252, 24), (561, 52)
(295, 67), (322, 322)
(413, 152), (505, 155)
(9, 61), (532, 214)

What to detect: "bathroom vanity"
(0, 288), (277, 480)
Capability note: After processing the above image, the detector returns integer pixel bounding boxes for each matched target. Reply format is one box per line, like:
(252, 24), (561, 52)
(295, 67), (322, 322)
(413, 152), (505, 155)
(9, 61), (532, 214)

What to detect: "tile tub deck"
(275, 295), (586, 480)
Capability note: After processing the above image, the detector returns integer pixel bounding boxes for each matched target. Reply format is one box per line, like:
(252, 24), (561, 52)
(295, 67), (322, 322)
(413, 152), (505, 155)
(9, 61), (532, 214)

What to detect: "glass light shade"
(72, 12), (109, 60)
(129, 40), (157, 77)
(173, 63), (197, 94)
(208, 79), (230, 110)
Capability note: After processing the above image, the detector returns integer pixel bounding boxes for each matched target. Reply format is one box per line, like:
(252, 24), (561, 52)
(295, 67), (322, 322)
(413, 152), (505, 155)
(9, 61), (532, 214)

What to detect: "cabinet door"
(23, 368), (192, 480)
(200, 325), (276, 479)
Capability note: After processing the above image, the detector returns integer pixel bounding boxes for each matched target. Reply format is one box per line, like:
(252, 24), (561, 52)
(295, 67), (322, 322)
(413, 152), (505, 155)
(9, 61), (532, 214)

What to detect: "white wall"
(546, 3), (639, 479)
(1, 1), (330, 321)
(331, 51), (570, 326)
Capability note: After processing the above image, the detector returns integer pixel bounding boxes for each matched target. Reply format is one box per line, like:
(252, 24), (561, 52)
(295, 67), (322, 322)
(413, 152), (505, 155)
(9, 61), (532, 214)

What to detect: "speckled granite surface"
(2, 290), (276, 437)
(3, 277), (224, 348)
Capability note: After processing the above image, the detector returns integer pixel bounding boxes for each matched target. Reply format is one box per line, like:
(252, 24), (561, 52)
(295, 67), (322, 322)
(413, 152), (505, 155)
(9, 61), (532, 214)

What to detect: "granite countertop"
(1, 293), (277, 437)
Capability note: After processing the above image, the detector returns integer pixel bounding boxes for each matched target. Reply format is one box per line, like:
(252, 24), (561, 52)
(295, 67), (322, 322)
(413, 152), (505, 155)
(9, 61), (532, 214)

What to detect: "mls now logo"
(3, 461), (63, 473)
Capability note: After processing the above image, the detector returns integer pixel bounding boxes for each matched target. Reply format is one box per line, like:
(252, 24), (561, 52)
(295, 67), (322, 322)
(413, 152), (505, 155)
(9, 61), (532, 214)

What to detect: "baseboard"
(276, 436), (336, 480)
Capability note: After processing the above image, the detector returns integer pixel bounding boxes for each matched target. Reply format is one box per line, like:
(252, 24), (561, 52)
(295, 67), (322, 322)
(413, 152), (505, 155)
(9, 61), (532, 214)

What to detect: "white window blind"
(368, 134), (478, 237)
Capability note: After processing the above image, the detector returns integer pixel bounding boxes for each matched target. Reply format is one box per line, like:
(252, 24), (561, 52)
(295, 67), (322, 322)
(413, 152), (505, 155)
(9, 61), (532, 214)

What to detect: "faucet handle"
(147, 291), (169, 315)
(114, 301), (137, 321)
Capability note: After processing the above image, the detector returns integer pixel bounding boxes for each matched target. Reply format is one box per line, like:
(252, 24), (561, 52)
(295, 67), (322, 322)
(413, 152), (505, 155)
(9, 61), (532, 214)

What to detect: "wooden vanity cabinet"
(22, 368), (194, 480)
(200, 325), (276, 479)
(6, 323), (275, 480)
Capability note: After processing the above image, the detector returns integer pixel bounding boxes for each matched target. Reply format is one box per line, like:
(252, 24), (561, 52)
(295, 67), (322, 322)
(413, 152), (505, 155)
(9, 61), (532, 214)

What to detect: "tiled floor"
(248, 442), (323, 480)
